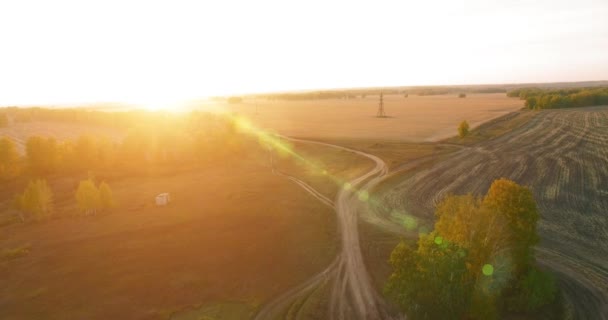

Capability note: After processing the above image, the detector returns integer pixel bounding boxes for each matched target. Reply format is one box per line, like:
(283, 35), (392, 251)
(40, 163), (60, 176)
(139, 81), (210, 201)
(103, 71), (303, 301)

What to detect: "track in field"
(379, 106), (608, 319)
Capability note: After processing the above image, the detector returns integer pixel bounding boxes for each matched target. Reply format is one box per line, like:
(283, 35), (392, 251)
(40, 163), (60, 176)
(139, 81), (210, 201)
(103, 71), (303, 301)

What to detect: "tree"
(458, 120), (470, 138)
(525, 97), (537, 109)
(0, 113), (8, 127)
(482, 178), (539, 275)
(0, 136), (20, 179)
(75, 179), (100, 215)
(459, 93), (467, 98)
(386, 179), (554, 319)
(14, 179), (54, 221)
(99, 181), (115, 211)
(509, 86), (608, 110)
(26, 136), (59, 175)
(507, 266), (557, 312)
(386, 234), (472, 320)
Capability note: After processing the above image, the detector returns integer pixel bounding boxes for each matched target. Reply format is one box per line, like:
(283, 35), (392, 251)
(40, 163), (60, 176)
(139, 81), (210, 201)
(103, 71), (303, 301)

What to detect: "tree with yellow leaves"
(386, 178), (556, 319)
(13, 179), (54, 221)
(75, 179), (101, 216)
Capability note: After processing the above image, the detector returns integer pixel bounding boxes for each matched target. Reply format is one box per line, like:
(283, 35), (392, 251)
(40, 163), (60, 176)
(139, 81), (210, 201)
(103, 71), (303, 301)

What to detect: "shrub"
(458, 120), (470, 138)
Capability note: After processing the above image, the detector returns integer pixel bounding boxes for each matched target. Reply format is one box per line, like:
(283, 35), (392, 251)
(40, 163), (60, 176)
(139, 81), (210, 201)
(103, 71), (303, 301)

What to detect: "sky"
(0, 0), (607, 107)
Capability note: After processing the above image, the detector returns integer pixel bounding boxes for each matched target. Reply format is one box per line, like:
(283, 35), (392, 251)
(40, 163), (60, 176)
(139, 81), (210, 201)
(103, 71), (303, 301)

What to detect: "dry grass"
(273, 140), (374, 199)
(0, 146), (372, 320)
(224, 93), (523, 141)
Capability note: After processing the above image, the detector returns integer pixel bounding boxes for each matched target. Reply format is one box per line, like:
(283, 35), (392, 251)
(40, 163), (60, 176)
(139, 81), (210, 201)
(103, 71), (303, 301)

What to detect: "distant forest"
(507, 87), (608, 109)
(207, 81), (608, 102)
(229, 87), (506, 101)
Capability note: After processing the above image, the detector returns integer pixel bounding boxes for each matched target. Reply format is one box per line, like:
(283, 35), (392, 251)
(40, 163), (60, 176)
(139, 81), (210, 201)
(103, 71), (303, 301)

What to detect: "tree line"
(0, 111), (247, 180)
(0, 107), (183, 129)
(507, 87), (608, 109)
(243, 86), (507, 101)
(1, 110), (253, 223)
(385, 179), (559, 319)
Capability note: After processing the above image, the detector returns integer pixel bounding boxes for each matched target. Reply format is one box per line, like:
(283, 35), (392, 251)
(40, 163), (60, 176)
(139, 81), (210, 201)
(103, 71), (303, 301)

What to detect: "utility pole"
(376, 92), (387, 118)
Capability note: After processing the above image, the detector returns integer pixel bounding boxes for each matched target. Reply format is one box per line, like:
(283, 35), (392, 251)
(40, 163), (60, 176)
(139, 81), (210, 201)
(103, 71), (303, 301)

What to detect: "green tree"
(507, 266), (557, 312)
(0, 136), (20, 179)
(75, 179), (100, 215)
(458, 120), (470, 138)
(14, 179), (54, 221)
(525, 97), (537, 109)
(386, 233), (472, 320)
(99, 181), (115, 211)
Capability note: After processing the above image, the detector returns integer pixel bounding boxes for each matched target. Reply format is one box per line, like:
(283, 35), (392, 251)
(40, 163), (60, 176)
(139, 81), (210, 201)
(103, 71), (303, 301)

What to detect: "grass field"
(273, 140), (374, 199)
(224, 93), (523, 141)
(0, 143), (373, 320)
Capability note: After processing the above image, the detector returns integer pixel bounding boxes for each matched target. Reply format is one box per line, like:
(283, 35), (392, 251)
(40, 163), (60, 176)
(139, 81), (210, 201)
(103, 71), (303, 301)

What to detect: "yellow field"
(224, 93), (523, 141)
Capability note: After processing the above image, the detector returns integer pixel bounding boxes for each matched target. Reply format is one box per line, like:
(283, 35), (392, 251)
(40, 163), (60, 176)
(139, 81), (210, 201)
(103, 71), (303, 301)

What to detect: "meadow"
(0, 113), (378, 319)
(0, 142), (375, 319)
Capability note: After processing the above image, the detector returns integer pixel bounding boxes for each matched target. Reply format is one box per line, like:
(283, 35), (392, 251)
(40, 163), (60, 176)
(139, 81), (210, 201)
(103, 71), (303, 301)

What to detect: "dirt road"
(254, 138), (400, 320)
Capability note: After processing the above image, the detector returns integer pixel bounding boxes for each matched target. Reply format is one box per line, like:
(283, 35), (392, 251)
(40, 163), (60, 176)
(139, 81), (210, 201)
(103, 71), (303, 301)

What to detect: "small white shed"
(155, 193), (171, 206)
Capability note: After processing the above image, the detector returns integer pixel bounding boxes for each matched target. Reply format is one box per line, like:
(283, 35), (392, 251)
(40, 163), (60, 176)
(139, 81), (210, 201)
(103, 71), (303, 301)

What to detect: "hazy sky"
(1, 0), (607, 106)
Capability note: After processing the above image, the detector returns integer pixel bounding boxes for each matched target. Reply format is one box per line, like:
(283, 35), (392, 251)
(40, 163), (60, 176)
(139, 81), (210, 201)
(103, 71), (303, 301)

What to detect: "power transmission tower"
(376, 92), (387, 117)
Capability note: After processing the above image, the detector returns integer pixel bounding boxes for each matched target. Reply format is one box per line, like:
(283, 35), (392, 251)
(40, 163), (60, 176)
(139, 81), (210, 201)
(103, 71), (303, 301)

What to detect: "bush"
(458, 93), (466, 98)
(458, 120), (470, 138)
